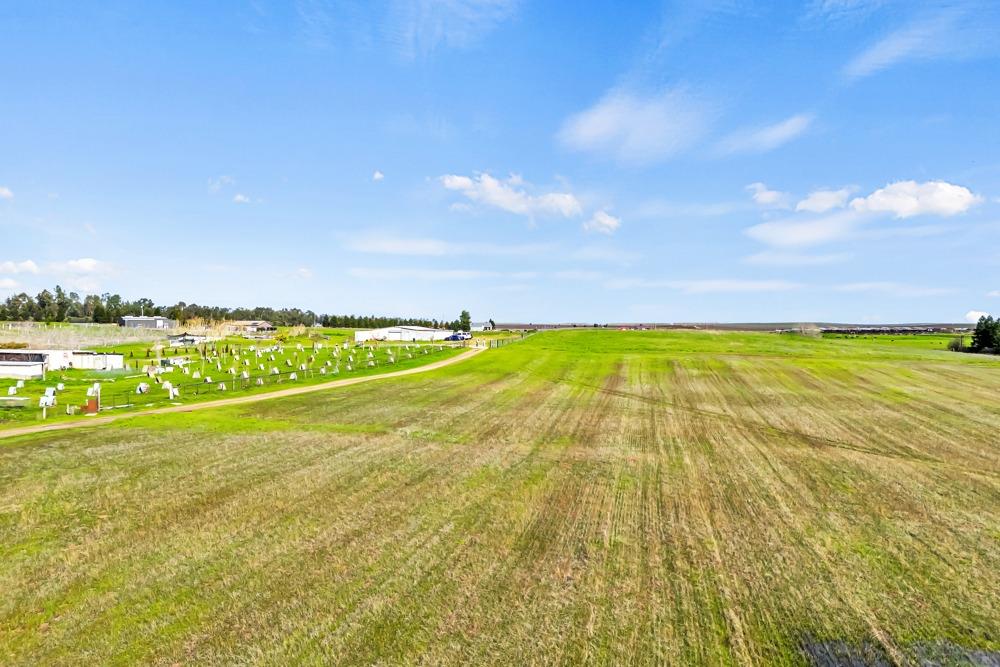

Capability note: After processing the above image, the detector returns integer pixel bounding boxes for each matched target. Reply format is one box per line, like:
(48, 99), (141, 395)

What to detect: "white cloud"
(0, 278), (18, 289)
(208, 175), (235, 192)
(746, 179), (981, 248)
(555, 270), (605, 281)
(347, 267), (535, 281)
(557, 88), (711, 165)
(440, 172), (582, 218)
(232, 193), (251, 204)
(583, 210), (621, 235)
(965, 309), (991, 322)
(372, 170), (385, 182)
(634, 199), (751, 218)
(988, 290), (1000, 297)
(0, 260), (40, 274)
(834, 282), (953, 297)
(840, 9), (995, 80)
(58, 258), (109, 274)
(0, 186), (13, 200)
(348, 234), (548, 257)
(745, 210), (861, 248)
(386, 0), (520, 59)
(743, 250), (850, 266)
(570, 245), (638, 264)
(717, 113), (814, 154)
(850, 180), (981, 218)
(746, 182), (790, 208)
(796, 188), (852, 213)
(608, 278), (800, 293)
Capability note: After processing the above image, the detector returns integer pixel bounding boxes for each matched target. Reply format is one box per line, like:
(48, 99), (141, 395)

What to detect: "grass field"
(1, 330), (998, 665)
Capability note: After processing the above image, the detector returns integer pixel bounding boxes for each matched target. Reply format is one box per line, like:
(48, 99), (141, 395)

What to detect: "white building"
(354, 326), (454, 343)
(0, 349), (124, 375)
(471, 321), (494, 332)
(0, 352), (47, 380)
(119, 315), (177, 329)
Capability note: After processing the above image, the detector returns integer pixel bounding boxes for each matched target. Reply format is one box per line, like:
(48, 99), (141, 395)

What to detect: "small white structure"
(471, 321), (494, 332)
(0, 349), (123, 374)
(354, 326), (454, 343)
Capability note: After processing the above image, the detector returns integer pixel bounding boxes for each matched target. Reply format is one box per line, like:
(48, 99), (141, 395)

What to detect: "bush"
(947, 336), (965, 352)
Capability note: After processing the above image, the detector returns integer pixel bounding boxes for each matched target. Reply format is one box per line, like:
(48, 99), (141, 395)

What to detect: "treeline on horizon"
(0, 285), (461, 330)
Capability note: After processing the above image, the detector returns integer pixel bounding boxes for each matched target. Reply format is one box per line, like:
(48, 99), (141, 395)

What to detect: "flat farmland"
(1, 330), (998, 665)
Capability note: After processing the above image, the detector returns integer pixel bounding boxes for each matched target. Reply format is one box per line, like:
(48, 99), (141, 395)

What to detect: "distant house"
(355, 326), (454, 343)
(167, 332), (207, 346)
(470, 321), (494, 332)
(225, 320), (277, 334)
(119, 315), (177, 329)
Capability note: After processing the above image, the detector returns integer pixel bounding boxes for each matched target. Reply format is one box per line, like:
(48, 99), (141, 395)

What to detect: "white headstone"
(289, 372), (298, 380)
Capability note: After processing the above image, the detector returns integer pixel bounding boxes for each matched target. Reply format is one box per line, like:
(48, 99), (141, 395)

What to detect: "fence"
(99, 345), (456, 411)
(488, 331), (535, 349)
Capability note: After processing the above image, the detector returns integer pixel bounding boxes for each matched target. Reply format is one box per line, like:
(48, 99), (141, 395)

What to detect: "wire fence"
(99, 346), (459, 411)
(488, 331), (536, 349)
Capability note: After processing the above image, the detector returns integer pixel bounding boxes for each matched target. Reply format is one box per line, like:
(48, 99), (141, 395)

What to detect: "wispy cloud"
(384, 0), (520, 59)
(558, 87), (712, 165)
(746, 182), (790, 208)
(843, 6), (998, 80)
(608, 278), (801, 293)
(347, 267), (535, 281)
(0, 186), (13, 201)
(833, 281), (954, 297)
(582, 210), (621, 235)
(717, 113), (814, 155)
(796, 188), (853, 213)
(347, 234), (550, 257)
(743, 251), (850, 266)
(372, 170), (385, 182)
(440, 172), (582, 219)
(233, 193), (252, 204)
(633, 199), (751, 218)
(208, 175), (235, 192)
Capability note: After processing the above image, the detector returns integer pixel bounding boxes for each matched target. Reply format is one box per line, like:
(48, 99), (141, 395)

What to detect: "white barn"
(354, 326), (454, 343)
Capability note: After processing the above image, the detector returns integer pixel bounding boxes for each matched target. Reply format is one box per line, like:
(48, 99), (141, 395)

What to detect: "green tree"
(459, 310), (471, 332)
(970, 315), (999, 353)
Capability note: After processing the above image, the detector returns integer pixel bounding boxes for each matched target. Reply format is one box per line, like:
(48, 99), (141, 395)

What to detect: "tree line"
(0, 285), (474, 331)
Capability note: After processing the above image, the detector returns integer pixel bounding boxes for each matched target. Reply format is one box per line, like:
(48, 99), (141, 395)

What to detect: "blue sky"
(2, 0), (999, 323)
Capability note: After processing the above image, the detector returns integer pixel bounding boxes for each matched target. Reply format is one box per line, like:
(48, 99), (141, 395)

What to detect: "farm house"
(354, 326), (454, 343)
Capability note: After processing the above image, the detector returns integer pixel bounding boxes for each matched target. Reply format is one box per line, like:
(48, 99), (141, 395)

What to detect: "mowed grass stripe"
(0, 329), (997, 665)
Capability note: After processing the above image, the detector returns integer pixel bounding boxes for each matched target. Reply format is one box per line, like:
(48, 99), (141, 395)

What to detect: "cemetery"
(0, 326), (465, 428)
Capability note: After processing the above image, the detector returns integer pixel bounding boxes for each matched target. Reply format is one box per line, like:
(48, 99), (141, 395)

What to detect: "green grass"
(1, 329), (463, 429)
(1, 329), (998, 665)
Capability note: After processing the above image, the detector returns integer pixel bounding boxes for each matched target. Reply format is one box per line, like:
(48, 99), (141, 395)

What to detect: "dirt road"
(0, 346), (486, 441)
